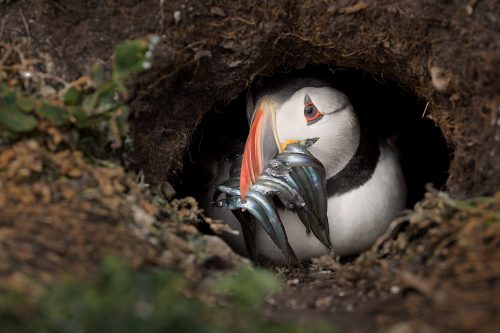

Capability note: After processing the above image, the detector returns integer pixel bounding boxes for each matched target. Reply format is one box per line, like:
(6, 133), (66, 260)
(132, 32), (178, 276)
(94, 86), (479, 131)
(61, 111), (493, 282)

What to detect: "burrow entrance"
(176, 66), (453, 209)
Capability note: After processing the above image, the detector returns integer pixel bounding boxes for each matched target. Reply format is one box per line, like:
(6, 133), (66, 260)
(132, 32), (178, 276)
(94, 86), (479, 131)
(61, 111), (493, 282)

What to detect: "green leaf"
(0, 129), (19, 144)
(214, 267), (281, 307)
(113, 39), (149, 80)
(64, 87), (82, 106)
(15, 93), (37, 112)
(0, 106), (38, 132)
(90, 62), (107, 88)
(36, 103), (69, 126)
(95, 82), (118, 113)
(0, 83), (16, 104)
(115, 106), (130, 132)
(69, 106), (93, 128)
(82, 92), (99, 113)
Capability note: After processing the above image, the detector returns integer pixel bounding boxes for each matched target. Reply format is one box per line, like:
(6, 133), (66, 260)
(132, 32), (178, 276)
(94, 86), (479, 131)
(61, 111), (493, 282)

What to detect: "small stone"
(204, 235), (248, 267)
(132, 205), (156, 229)
(288, 299), (299, 309)
(265, 296), (277, 305)
(67, 168), (82, 178)
(210, 6), (225, 16)
(315, 296), (333, 308)
(19, 71), (33, 79)
(390, 285), (401, 294)
(26, 140), (39, 150)
(430, 66), (451, 92)
(387, 322), (414, 333)
(173, 11), (181, 24)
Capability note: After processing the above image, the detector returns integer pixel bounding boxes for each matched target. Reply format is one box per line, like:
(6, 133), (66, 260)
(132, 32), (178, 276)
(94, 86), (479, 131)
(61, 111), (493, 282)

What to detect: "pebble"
(429, 66), (451, 92)
(173, 11), (181, 24)
(390, 285), (401, 294)
(315, 296), (333, 308)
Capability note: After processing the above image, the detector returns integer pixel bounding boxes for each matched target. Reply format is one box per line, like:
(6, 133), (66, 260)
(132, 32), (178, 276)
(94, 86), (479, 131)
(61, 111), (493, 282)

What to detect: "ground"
(0, 1), (499, 332)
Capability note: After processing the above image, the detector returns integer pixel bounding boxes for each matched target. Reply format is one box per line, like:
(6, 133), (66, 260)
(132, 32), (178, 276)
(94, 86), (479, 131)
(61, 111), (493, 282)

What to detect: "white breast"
(254, 142), (406, 263)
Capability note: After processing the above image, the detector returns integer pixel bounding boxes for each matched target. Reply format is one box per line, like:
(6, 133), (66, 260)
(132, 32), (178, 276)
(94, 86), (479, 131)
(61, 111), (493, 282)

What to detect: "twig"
(465, 0), (481, 16)
(19, 9), (31, 38)
(422, 101), (430, 118)
(397, 270), (447, 303)
(372, 214), (410, 250)
(0, 44), (12, 66)
(219, 17), (256, 26)
(0, 17), (5, 40)
(36, 72), (69, 86)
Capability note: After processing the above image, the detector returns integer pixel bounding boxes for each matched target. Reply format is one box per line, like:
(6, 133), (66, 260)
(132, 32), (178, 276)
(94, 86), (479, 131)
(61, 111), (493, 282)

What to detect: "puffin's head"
(240, 86), (360, 198)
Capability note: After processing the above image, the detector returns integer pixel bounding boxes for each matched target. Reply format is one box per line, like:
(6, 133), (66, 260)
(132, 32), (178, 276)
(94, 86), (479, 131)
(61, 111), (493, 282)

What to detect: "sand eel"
(215, 76), (407, 263)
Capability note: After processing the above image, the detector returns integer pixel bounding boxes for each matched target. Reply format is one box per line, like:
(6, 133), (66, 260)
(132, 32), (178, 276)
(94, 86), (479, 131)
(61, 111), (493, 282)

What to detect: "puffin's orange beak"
(240, 98), (280, 199)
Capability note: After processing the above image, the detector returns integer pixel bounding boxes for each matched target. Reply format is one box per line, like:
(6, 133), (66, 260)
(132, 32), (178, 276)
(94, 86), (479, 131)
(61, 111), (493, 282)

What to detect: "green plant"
(0, 36), (159, 159)
(0, 257), (335, 333)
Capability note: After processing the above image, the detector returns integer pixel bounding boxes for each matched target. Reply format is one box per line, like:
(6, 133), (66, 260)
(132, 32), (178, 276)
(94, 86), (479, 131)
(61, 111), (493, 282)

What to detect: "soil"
(1, 1), (499, 332)
(2, 0), (499, 196)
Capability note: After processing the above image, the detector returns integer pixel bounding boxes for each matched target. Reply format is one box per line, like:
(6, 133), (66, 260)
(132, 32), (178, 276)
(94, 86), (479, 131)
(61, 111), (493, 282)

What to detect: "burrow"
(175, 66), (452, 210)
(126, 2), (500, 201)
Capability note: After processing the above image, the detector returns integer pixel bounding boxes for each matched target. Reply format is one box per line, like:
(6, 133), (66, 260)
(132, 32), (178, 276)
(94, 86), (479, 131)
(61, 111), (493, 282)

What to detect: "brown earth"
(1, 1), (499, 332)
(2, 0), (499, 196)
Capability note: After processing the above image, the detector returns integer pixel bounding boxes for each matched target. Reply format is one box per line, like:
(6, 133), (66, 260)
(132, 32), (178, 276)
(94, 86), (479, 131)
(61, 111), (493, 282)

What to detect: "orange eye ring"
(304, 95), (323, 125)
(306, 110), (323, 124)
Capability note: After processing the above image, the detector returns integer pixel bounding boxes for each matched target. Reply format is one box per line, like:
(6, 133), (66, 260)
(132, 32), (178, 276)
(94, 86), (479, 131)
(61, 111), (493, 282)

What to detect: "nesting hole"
(177, 67), (452, 209)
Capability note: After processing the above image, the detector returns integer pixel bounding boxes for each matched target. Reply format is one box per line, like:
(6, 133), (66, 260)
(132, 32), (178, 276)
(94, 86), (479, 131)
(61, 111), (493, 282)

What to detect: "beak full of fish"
(212, 138), (330, 263)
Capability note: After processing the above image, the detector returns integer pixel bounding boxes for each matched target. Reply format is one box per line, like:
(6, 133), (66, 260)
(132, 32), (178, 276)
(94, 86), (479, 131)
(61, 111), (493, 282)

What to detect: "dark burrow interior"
(176, 66), (453, 218)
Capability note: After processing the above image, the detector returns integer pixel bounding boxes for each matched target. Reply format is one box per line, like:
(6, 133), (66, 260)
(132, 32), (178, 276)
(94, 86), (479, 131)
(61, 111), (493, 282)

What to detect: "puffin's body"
(253, 141), (406, 262)
(211, 76), (406, 263)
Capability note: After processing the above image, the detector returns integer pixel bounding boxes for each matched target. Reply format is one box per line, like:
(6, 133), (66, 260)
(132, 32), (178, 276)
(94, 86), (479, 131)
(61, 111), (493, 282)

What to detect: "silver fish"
(276, 146), (330, 247)
(258, 175), (305, 209)
(213, 195), (278, 245)
(246, 191), (296, 261)
(212, 137), (329, 262)
(276, 152), (323, 170)
(213, 178), (240, 202)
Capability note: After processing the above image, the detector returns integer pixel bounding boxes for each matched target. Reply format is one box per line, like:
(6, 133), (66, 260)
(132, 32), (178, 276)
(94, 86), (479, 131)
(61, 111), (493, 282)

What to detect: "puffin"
(209, 75), (407, 263)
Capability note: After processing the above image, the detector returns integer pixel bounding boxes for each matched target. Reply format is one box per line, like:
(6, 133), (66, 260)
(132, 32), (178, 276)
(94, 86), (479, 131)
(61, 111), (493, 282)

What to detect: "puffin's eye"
(304, 95), (323, 125)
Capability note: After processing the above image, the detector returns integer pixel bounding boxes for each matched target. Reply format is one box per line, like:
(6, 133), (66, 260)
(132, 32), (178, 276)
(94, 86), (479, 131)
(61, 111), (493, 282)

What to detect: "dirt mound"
(266, 190), (500, 332)
(2, 0), (499, 196)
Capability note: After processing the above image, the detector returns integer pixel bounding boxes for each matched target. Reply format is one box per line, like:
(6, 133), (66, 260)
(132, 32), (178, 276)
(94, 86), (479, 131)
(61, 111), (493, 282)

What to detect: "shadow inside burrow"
(173, 66), (452, 258)
(176, 66), (452, 209)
